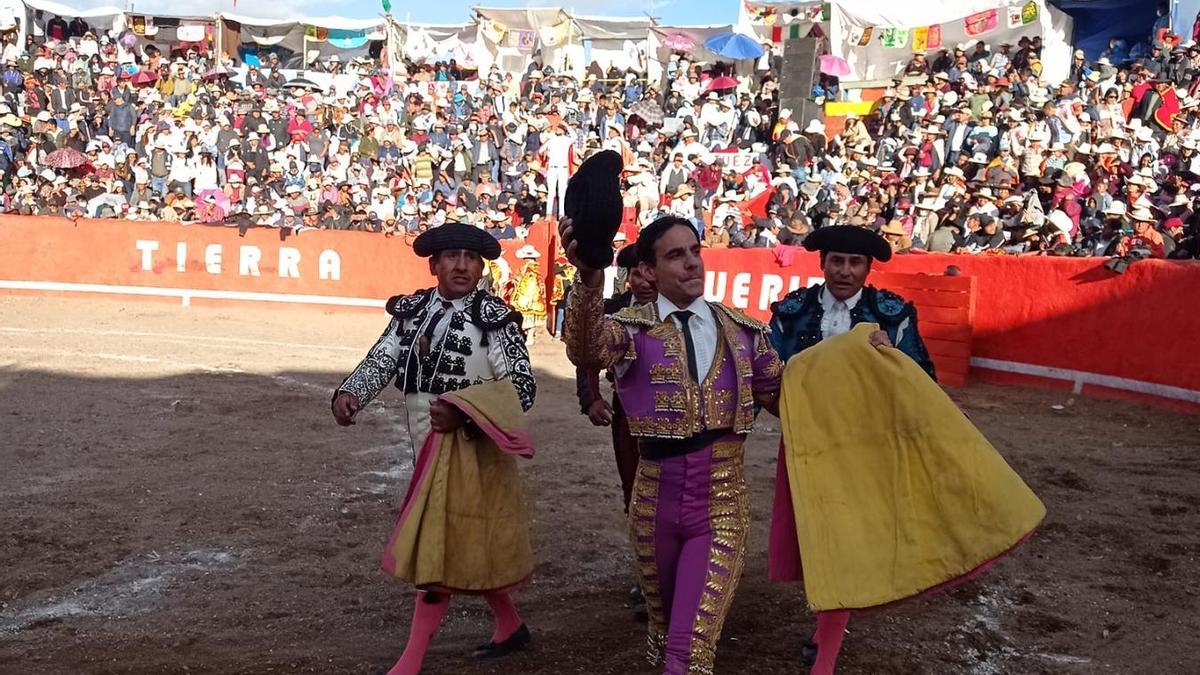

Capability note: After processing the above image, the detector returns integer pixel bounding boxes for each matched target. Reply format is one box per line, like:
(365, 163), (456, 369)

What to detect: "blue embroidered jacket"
(769, 284), (937, 381)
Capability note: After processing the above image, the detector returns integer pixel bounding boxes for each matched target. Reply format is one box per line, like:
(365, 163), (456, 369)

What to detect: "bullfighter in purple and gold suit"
(560, 215), (783, 675)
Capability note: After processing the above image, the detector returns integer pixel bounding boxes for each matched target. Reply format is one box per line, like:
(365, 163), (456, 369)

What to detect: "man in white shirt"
(540, 124), (575, 217)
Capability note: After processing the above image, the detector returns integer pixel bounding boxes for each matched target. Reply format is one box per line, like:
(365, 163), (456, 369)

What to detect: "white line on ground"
(0, 345), (330, 392)
(0, 326), (362, 354)
(0, 280), (386, 308)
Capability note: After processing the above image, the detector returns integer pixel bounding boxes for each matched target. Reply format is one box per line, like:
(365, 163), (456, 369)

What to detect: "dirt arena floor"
(1, 294), (1198, 675)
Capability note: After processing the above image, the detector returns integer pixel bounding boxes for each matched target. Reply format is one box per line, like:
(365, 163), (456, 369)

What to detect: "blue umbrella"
(704, 32), (765, 60)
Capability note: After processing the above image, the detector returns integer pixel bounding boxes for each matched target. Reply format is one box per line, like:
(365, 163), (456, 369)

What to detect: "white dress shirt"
(819, 285), (862, 339)
(657, 295), (718, 382)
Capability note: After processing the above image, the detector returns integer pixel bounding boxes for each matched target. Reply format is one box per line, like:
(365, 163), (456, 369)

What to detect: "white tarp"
(23, 0), (122, 19)
(572, 16), (651, 75)
(7, 0), (122, 51)
(217, 12), (384, 31)
(472, 6), (568, 32)
(572, 15), (652, 41)
(828, 0), (1072, 84)
(403, 23), (487, 69)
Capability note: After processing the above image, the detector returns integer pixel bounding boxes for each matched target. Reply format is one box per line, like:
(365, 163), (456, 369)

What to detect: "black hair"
(819, 249), (876, 268)
(637, 216), (700, 265)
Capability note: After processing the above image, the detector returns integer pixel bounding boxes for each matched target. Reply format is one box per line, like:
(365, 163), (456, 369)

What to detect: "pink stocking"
(387, 591), (451, 675)
(482, 591), (523, 643)
(810, 610), (851, 675)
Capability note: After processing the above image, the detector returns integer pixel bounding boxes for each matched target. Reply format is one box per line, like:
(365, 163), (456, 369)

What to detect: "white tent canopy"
(826, 0), (1073, 84)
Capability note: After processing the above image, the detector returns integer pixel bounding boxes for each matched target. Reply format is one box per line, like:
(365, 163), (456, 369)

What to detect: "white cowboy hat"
(1048, 209), (1074, 234)
(1128, 206), (1155, 222)
(1102, 201), (1127, 217)
(515, 244), (541, 259)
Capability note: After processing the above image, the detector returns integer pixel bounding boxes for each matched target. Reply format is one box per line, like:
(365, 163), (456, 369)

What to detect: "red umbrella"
(703, 76), (739, 93)
(44, 146), (88, 169)
(131, 70), (159, 87)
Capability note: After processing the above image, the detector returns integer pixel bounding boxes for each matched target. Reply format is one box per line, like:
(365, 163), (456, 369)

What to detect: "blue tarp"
(1051, 0), (1161, 61)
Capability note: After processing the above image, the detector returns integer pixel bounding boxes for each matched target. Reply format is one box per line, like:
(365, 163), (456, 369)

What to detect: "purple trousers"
(629, 434), (750, 675)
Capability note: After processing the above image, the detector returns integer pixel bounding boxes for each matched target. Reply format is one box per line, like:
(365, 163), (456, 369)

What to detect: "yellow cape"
(779, 324), (1045, 611)
(381, 380), (534, 593)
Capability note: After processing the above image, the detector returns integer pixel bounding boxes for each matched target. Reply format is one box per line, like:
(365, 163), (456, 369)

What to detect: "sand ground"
(1, 295), (1198, 674)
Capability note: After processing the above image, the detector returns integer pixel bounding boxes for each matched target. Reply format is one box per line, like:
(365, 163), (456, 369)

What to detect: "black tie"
(419, 300), (453, 356)
(674, 310), (700, 383)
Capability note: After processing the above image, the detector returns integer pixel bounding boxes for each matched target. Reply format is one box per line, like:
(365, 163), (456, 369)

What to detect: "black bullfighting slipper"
(473, 624), (531, 659)
(630, 586), (648, 622)
(800, 640), (818, 667)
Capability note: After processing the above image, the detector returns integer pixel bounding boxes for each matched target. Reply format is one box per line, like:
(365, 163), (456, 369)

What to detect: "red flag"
(521, 219), (561, 335)
(1154, 87), (1181, 132)
(736, 187), (775, 225)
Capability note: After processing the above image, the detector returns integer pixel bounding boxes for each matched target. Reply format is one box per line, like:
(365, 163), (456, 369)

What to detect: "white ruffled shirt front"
(819, 286), (862, 340)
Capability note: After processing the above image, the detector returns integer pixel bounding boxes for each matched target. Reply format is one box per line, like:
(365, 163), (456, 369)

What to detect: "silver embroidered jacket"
(337, 288), (537, 412)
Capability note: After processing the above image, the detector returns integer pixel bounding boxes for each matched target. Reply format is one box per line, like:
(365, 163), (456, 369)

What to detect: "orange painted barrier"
(0, 216), (557, 310)
(2, 216), (1198, 408)
(694, 247), (1200, 409)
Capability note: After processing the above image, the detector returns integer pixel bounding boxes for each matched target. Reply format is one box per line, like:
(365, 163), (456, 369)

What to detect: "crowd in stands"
(2, 11), (1200, 261)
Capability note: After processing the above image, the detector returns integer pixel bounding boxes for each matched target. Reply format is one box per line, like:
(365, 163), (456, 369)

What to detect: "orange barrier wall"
(0, 216), (433, 306)
(694, 248), (1200, 409)
(2, 217), (1198, 408)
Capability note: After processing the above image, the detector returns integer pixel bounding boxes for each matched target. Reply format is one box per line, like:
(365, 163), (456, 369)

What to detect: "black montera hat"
(564, 149), (624, 269)
(803, 225), (893, 262)
(412, 222), (502, 260)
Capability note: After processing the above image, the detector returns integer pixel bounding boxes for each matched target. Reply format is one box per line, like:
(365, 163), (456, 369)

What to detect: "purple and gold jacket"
(565, 284), (782, 440)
